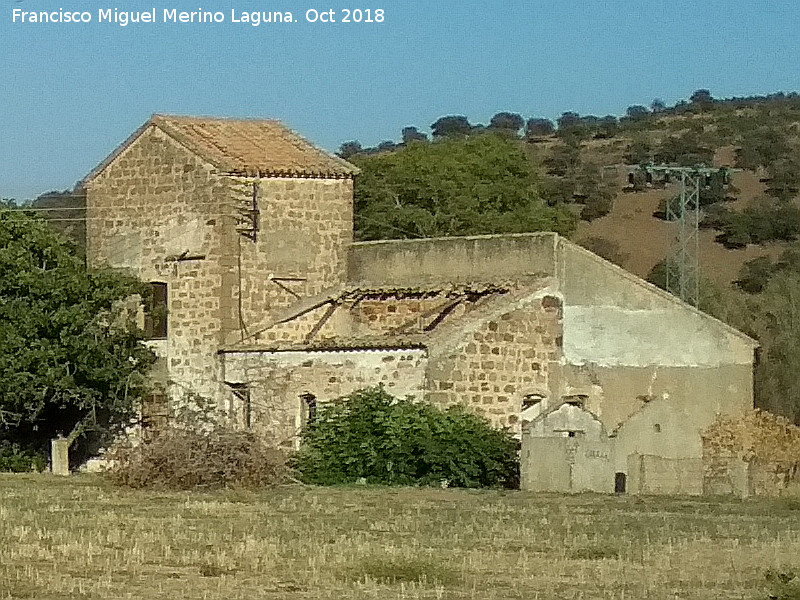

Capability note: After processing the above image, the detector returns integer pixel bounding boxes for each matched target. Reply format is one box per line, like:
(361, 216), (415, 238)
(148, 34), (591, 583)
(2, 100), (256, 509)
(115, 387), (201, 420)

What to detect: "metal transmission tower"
(642, 165), (732, 307)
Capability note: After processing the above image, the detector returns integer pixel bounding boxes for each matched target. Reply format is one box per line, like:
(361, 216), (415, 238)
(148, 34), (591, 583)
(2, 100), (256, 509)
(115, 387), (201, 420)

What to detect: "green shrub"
(294, 386), (519, 488)
(0, 442), (46, 473)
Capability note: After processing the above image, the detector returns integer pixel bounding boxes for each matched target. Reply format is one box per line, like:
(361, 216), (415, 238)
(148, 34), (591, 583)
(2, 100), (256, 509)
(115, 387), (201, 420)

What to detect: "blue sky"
(2, 0), (799, 200)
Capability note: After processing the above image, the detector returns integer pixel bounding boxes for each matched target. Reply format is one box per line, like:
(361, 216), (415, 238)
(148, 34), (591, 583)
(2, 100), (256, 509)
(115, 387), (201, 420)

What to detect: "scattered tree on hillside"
(624, 135), (654, 165)
(690, 89), (714, 107)
(625, 105), (650, 120)
(337, 140), (363, 159)
(651, 98), (667, 113)
(765, 157), (800, 200)
(401, 126), (428, 144)
(488, 112), (524, 135)
(524, 117), (555, 139)
(431, 115), (473, 138)
(0, 212), (156, 463)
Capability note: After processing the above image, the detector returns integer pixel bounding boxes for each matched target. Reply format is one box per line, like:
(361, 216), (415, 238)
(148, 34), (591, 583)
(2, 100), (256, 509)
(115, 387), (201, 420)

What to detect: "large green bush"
(294, 387), (519, 488)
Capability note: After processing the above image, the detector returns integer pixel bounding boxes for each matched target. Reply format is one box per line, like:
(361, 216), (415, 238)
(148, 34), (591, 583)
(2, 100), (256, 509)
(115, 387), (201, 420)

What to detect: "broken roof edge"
(80, 113), (359, 187)
(218, 339), (428, 354)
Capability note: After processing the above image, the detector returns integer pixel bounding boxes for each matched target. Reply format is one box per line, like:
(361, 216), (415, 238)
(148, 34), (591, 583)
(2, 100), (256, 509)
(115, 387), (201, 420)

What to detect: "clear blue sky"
(2, 0), (799, 200)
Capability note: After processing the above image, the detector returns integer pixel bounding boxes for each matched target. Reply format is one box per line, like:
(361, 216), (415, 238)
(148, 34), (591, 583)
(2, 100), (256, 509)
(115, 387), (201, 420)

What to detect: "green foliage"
(766, 157), (800, 200)
(0, 211), (156, 461)
(524, 117), (555, 139)
(737, 256), (776, 293)
(294, 387), (520, 488)
(351, 134), (576, 240)
(488, 112), (524, 135)
(431, 115), (473, 138)
(0, 442), (47, 473)
(749, 273), (800, 423)
(711, 199), (800, 248)
(624, 135), (654, 165)
(654, 131), (714, 166)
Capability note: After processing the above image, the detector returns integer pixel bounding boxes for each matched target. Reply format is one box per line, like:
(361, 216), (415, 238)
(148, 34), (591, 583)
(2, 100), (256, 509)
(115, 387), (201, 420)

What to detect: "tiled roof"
(83, 114), (359, 183)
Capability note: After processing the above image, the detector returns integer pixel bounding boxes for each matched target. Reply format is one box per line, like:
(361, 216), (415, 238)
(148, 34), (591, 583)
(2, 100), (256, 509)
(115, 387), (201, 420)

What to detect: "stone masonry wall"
(86, 125), (354, 407)
(425, 296), (562, 432)
(86, 126), (230, 401)
(222, 349), (427, 444)
(229, 176), (353, 343)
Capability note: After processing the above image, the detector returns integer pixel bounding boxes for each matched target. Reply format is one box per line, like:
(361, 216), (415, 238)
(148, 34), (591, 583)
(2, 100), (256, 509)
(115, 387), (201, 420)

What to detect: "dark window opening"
(522, 393), (545, 410)
(144, 282), (168, 340)
(615, 472), (627, 494)
(567, 431), (577, 438)
(563, 394), (588, 408)
(653, 423), (662, 433)
(141, 392), (169, 431)
(229, 383), (252, 428)
(300, 392), (317, 425)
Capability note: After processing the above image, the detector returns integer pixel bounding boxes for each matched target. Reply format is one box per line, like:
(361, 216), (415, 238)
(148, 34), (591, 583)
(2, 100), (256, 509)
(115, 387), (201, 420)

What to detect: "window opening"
(144, 282), (168, 339)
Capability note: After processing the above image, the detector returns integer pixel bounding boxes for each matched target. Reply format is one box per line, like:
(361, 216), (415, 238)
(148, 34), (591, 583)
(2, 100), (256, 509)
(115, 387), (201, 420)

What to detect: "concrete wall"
(521, 436), (614, 493)
(348, 233), (558, 286)
(627, 454), (703, 496)
(221, 348), (427, 443)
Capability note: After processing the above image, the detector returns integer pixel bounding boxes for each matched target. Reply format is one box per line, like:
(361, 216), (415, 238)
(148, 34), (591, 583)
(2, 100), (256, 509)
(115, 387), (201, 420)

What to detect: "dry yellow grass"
(1, 474), (799, 599)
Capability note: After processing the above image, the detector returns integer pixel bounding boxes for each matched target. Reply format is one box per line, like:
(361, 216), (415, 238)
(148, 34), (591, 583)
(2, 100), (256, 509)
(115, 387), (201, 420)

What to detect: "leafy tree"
(351, 134), (576, 240)
(736, 256), (775, 293)
(556, 111), (582, 131)
(625, 105), (650, 120)
(294, 386), (519, 488)
(524, 117), (555, 139)
(735, 127), (792, 171)
(594, 115), (619, 139)
(376, 140), (398, 152)
(750, 273), (800, 423)
(654, 131), (714, 166)
(765, 157), (800, 200)
(651, 98), (667, 113)
(488, 112), (524, 134)
(690, 88), (714, 107)
(0, 212), (156, 462)
(430, 115), (473, 138)
(401, 126), (427, 144)
(624, 135), (654, 165)
(337, 140), (363, 159)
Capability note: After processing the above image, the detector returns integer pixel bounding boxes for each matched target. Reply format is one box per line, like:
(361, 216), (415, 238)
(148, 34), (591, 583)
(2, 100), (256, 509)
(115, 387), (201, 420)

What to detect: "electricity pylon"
(642, 165), (733, 307)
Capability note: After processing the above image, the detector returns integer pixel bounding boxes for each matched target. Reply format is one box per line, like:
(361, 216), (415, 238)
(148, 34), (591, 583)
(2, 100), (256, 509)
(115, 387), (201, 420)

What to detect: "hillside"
(344, 91), (800, 291)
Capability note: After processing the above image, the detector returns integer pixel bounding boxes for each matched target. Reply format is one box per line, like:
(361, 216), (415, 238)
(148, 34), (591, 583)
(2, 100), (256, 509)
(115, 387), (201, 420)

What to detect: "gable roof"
(83, 114), (359, 184)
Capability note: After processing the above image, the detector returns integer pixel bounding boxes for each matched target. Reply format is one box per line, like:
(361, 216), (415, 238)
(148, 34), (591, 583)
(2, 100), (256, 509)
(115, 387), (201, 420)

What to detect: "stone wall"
(86, 124), (354, 407)
(425, 296), (562, 430)
(221, 348), (427, 444)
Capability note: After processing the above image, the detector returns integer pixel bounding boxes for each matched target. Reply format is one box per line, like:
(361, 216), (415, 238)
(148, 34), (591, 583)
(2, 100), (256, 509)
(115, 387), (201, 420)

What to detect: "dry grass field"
(1, 474), (799, 600)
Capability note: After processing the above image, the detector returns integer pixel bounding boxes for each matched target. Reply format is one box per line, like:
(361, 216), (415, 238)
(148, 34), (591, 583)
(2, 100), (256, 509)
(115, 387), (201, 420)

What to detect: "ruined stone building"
(82, 115), (757, 493)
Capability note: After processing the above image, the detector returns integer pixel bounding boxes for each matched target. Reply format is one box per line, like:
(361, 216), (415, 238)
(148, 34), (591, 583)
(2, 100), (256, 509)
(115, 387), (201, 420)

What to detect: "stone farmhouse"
(81, 115), (757, 493)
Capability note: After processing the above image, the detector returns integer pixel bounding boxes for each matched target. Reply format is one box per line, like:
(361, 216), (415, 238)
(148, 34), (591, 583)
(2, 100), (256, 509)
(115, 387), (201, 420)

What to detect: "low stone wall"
(703, 455), (799, 497)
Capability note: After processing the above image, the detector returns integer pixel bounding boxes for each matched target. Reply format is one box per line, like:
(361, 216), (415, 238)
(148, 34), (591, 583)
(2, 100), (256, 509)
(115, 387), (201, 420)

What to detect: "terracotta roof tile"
(151, 115), (358, 178)
(83, 114), (358, 184)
